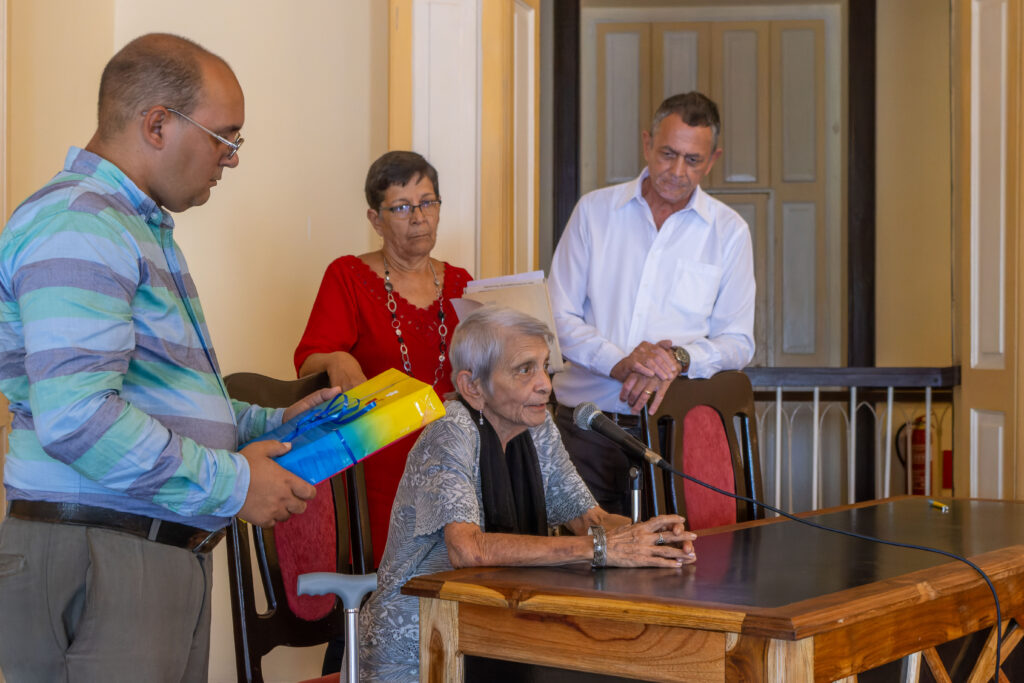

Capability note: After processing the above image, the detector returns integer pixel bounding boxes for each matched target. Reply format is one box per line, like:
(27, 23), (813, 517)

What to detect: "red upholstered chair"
(645, 370), (765, 530)
(223, 371), (375, 683)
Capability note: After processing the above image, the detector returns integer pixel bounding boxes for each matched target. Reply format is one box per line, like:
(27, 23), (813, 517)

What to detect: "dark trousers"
(554, 404), (643, 517)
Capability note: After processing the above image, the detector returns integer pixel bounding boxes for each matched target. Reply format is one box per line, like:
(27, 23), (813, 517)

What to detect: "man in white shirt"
(549, 91), (755, 515)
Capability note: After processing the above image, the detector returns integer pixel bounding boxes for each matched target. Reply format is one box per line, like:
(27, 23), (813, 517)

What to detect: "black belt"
(7, 501), (225, 554)
(556, 404), (642, 429)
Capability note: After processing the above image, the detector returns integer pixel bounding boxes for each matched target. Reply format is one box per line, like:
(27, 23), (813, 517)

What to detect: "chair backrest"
(223, 371), (374, 683)
(645, 370), (764, 530)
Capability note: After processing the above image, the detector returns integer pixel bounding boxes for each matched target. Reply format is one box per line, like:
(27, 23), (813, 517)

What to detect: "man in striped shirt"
(0, 34), (334, 682)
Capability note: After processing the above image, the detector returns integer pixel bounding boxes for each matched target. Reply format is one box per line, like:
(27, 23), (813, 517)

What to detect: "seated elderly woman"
(358, 305), (697, 680)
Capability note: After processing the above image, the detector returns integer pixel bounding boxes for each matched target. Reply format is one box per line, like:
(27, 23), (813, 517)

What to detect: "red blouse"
(294, 254), (473, 566)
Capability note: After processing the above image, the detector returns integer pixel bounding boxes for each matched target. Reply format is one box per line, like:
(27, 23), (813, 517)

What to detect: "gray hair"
(651, 91), (721, 151)
(449, 305), (554, 392)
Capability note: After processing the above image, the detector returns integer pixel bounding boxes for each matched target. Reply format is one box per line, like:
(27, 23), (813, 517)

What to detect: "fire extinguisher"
(895, 417), (929, 495)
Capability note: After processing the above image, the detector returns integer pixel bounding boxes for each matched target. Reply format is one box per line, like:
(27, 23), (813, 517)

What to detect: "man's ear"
(141, 107), (170, 151)
(705, 147), (723, 175)
(455, 370), (485, 411)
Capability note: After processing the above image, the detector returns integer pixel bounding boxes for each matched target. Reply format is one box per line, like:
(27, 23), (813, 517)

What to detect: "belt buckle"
(191, 529), (224, 554)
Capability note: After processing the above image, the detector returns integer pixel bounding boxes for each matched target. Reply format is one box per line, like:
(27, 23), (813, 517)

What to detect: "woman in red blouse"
(294, 151), (472, 569)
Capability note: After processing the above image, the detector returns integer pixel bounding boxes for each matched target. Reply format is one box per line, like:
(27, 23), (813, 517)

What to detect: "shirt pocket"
(669, 260), (723, 319)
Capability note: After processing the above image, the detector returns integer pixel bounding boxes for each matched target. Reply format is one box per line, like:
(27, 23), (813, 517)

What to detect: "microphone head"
(573, 402), (601, 430)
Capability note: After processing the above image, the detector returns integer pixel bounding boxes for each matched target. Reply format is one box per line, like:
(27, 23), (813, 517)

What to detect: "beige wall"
(6, 1), (388, 680)
(113, 1), (389, 381)
(7, 0), (114, 213)
(875, 0), (953, 367)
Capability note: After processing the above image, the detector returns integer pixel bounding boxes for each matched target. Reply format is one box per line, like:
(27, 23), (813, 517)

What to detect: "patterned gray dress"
(358, 400), (597, 681)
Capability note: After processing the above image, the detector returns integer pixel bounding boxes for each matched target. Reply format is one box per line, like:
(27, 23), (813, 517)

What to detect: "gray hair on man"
(651, 91), (722, 151)
(450, 305), (554, 392)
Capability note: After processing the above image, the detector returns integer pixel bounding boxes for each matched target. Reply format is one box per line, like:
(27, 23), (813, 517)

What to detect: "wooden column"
(552, 0), (580, 247)
(847, 0), (876, 501)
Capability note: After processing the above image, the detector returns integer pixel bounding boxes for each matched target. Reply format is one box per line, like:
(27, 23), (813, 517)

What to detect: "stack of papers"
(452, 271), (564, 372)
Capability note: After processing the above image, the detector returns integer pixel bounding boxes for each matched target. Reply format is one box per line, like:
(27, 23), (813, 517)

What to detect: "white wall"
(6, 1), (389, 680)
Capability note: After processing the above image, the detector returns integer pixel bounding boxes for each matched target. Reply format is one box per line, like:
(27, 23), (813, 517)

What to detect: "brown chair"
(223, 371), (375, 683)
(644, 370), (765, 529)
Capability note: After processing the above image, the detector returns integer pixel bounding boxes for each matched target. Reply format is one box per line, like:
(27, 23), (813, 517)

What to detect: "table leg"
(767, 637), (814, 681)
(967, 619), (1022, 683)
(419, 597), (463, 683)
(922, 648), (952, 683)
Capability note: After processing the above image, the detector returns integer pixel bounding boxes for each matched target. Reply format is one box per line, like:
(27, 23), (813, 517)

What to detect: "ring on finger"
(644, 389), (654, 396)
(656, 532), (665, 545)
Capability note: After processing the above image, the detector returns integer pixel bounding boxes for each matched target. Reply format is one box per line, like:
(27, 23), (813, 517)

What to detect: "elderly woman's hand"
(605, 515), (697, 567)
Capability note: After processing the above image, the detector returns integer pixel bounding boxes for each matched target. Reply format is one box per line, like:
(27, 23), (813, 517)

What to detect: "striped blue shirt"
(0, 147), (280, 531)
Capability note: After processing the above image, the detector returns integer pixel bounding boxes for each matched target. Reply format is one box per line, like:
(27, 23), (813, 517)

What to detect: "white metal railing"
(744, 367), (959, 515)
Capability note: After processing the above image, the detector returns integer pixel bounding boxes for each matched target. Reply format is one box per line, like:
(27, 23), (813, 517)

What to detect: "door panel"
(596, 23), (651, 187)
(771, 20), (828, 365)
(953, 0), (1020, 498)
(651, 23), (710, 115)
(710, 22), (770, 188)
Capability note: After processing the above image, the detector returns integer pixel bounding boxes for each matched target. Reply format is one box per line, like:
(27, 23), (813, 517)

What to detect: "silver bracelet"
(589, 525), (607, 568)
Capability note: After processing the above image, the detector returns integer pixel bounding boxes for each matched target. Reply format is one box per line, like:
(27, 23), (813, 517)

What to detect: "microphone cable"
(653, 458), (1004, 680)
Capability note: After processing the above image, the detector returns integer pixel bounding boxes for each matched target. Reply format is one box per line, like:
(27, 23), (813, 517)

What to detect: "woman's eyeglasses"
(379, 200), (442, 219)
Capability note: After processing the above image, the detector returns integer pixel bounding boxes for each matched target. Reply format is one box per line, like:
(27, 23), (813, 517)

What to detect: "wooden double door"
(590, 16), (836, 370)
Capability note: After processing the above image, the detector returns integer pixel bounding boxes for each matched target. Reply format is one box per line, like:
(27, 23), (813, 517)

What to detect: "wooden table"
(403, 497), (1024, 682)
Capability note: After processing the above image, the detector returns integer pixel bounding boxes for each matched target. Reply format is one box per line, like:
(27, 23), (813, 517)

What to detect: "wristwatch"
(670, 346), (690, 376)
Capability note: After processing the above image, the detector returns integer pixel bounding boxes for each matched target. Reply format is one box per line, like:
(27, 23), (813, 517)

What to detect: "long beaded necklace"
(382, 254), (448, 386)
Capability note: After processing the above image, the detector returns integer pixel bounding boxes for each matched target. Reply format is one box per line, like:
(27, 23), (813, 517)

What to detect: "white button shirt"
(549, 169), (755, 414)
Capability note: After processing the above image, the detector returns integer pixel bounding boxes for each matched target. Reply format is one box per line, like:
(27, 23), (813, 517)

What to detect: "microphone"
(573, 402), (668, 470)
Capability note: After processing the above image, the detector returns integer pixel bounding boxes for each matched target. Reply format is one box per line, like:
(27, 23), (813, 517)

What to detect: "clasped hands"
(606, 515), (697, 567)
(609, 340), (682, 414)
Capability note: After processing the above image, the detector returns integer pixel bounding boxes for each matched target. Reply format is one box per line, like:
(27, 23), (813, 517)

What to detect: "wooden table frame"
(405, 498), (1024, 682)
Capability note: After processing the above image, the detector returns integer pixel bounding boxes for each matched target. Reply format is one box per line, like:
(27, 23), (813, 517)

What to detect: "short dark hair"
(651, 91), (721, 150)
(96, 33), (227, 140)
(364, 151), (440, 209)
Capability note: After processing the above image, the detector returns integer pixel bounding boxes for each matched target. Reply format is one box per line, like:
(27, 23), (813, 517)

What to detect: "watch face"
(672, 346), (689, 371)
